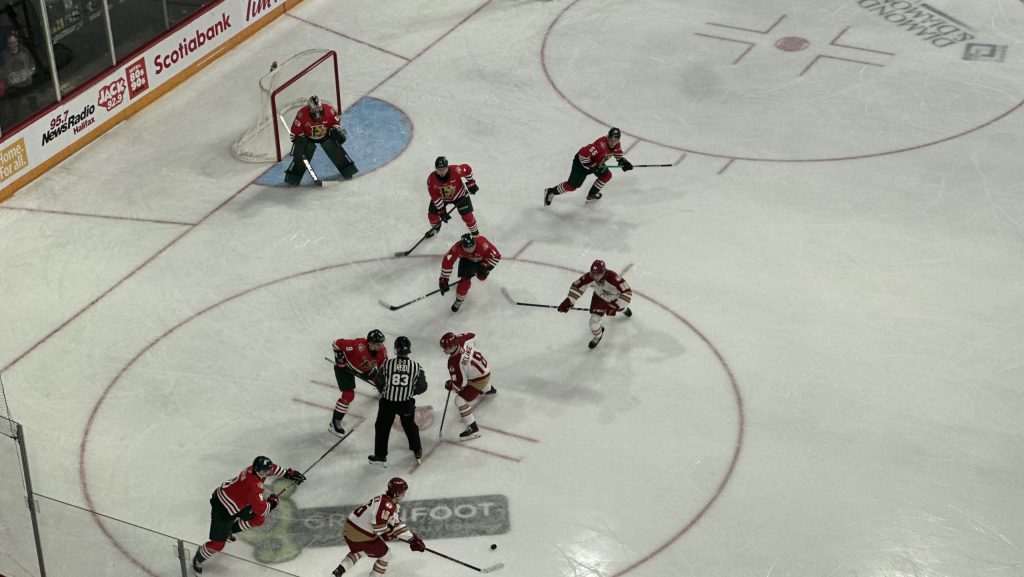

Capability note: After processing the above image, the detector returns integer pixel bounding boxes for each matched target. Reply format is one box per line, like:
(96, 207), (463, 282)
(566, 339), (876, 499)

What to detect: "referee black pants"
(374, 398), (422, 458)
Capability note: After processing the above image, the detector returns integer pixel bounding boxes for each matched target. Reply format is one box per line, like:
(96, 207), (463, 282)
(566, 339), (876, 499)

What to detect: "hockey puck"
(490, 544), (497, 550)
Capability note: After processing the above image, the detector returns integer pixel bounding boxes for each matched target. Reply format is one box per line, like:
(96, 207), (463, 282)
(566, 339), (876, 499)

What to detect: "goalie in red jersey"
(425, 156), (481, 238)
(192, 456), (306, 574)
(330, 329), (389, 437)
(558, 259), (633, 349)
(331, 477), (426, 577)
(545, 127), (633, 205)
(438, 233), (501, 312)
(284, 95), (358, 185)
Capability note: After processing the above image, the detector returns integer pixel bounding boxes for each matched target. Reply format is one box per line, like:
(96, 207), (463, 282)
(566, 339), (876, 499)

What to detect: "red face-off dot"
(775, 36), (809, 52)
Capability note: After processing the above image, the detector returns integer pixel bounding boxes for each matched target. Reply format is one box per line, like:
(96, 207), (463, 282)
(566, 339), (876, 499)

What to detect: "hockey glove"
(237, 505), (256, 521)
(284, 469), (306, 484)
(444, 379), (459, 392)
(439, 277), (450, 295)
(557, 298), (573, 313)
(408, 535), (426, 552)
(467, 182), (479, 195)
(366, 366), (379, 381)
(605, 302), (620, 317)
(620, 159), (633, 171)
(440, 210), (452, 223)
(330, 126), (347, 145)
(267, 494), (279, 512)
(289, 132), (296, 142)
(476, 265), (492, 281)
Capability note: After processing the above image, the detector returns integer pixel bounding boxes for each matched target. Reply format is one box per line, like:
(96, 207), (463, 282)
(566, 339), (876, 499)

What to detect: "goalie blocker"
(285, 95), (358, 185)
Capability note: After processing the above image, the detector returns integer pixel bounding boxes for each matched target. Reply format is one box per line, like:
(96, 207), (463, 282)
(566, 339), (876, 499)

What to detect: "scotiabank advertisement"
(1, 0), (291, 193)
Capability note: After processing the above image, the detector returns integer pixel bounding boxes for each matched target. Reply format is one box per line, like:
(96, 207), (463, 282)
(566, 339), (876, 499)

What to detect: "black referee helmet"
(395, 336), (412, 355)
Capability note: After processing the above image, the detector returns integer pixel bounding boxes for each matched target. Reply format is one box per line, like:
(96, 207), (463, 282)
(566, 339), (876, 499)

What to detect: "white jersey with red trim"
(347, 493), (405, 538)
(447, 337), (491, 389)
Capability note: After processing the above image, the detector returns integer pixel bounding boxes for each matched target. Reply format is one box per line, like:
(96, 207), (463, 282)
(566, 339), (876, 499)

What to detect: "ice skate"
(544, 187), (557, 206)
(588, 328), (604, 349)
(192, 552), (203, 574)
(413, 449), (423, 463)
(623, 307), (632, 317)
(484, 386), (497, 396)
(451, 298), (464, 313)
(332, 565), (346, 576)
(459, 422), (481, 441)
(367, 454), (388, 468)
(585, 191), (602, 203)
(329, 419), (346, 438)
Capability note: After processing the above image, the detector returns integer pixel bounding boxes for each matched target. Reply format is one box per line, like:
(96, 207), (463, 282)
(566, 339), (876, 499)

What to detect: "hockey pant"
(428, 196), (478, 233)
(455, 374), (492, 424)
(285, 135), (359, 184)
(197, 495), (266, 562)
(453, 259), (491, 299)
(554, 155), (612, 195)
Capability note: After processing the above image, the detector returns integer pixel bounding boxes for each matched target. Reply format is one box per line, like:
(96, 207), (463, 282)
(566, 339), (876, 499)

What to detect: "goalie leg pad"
(322, 140), (359, 179)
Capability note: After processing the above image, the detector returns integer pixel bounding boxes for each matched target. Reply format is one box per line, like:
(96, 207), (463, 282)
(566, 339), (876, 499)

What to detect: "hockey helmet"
(252, 456), (273, 476)
(308, 95), (323, 119)
(435, 156), (449, 169)
(607, 127), (621, 141)
(460, 233), (476, 250)
(387, 477), (409, 500)
(440, 332), (459, 354)
(367, 329), (385, 344)
(395, 336), (412, 355)
(590, 259), (607, 277)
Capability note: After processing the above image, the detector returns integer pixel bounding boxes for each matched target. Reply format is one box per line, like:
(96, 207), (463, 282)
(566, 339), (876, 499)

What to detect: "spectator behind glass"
(1, 34), (35, 91)
(0, 33), (38, 130)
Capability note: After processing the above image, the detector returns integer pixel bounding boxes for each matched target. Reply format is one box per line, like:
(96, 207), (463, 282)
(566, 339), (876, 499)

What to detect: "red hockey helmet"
(387, 477), (409, 500)
(590, 259), (607, 277)
(440, 332), (459, 354)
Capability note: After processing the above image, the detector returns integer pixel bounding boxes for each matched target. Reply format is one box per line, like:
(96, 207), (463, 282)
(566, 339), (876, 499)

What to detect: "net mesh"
(230, 49), (340, 163)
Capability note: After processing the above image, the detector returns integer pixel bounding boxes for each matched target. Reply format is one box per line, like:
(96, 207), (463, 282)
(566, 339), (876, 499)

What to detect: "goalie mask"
(308, 95), (323, 120)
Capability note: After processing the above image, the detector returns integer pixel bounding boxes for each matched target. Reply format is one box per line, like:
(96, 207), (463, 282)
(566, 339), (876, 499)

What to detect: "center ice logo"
(241, 479), (510, 564)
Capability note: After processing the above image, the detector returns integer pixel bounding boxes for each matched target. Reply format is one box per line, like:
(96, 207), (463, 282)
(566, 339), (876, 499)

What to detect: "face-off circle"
(543, 0), (1024, 161)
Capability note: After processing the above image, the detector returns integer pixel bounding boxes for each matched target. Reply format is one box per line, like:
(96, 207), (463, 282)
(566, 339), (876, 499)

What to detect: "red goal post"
(231, 49), (342, 163)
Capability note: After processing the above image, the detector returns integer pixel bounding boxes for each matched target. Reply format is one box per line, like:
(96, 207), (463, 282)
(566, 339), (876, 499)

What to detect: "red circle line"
(80, 255), (745, 576)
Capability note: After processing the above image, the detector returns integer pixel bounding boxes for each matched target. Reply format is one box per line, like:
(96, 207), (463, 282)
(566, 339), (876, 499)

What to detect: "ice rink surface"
(2, 0), (1024, 576)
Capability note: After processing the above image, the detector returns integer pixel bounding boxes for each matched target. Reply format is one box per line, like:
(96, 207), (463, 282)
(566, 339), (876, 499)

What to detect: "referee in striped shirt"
(368, 336), (427, 467)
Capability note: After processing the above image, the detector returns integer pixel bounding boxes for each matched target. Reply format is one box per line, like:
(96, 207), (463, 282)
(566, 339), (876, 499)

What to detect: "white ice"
(1, 0), (1023, 576)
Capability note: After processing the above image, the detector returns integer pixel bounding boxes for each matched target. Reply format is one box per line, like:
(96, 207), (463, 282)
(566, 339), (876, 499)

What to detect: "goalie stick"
(500, 287), (588, 311)
(278, 115), (324, 187)
(393, 205), (457, 257)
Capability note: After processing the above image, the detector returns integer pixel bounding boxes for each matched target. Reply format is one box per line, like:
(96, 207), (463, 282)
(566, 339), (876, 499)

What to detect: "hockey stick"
(598, 163), (672, 169)
(378, 287), (443, 311)
(321, 358), (433, 410)
(438, 387), (452, 439)
(394, 206), (457, 257)
(278, 115), (323, 187)
(274, 425), (357, 498)
(500, 287), (588, 311)
(422, 545), (504, 573)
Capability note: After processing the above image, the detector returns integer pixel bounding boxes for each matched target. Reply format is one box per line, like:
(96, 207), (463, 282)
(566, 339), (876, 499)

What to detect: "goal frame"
(270, 50), (342, 162)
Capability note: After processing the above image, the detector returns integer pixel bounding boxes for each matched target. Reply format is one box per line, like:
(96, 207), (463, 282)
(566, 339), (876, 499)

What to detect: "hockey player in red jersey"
(284, 95), (358, 185)
(558, 259), (633, 349)
(331, 477), (426, 577)
(545, 127), (633, 205)
(439, 233), (501, 312)
(330, 329), (389, 436)
(425, 156), (480, 238)
(193, 456), (306, 574)
(440, 331), (496, 440)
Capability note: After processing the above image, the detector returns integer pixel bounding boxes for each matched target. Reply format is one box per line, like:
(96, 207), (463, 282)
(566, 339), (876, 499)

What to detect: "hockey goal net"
(231, 49), (342, 163)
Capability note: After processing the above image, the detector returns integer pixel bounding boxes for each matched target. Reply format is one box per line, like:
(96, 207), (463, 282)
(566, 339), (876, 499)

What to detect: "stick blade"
(393, 250), (411, 257)
(378, 299), (396, 310)
(481, 563), (505, 573)
(500, 286), (517, 305)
